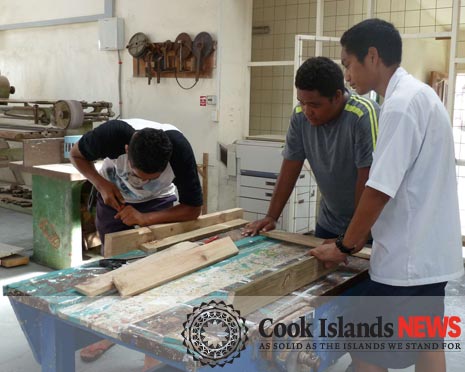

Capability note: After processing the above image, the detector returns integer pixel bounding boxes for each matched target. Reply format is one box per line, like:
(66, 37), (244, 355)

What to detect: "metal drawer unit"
(236, 138), (317, 233)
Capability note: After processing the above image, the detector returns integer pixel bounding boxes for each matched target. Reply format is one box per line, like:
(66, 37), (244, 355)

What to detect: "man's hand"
(242, 216), (276, 236)
(309, 243), (348, 269)
(114, 205), (145, 226)
(96, 179), (125, 211)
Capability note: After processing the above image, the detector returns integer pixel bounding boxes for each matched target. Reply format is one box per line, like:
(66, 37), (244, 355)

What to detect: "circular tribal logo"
(182, 300), (248, 367)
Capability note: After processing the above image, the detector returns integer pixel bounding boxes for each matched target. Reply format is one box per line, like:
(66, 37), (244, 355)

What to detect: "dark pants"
(95, 193), (176, 253)
(315, 223), (339, 239)
(349, 279), (447, 369)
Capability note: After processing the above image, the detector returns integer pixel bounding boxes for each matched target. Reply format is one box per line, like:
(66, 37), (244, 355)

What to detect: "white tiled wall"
(250, 0), (454, 136)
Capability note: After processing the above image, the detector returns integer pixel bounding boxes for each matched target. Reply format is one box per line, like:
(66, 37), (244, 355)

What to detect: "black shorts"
(348, 278), (447, 369)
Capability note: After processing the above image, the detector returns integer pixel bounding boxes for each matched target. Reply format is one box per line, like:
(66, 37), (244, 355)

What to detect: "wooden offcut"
(104, 208), (244, 257)
(74, 270), (115, 296)
(113, 237), (239, 296)
(0, 254), (29, 267)
(140, 218), (248, 253)
(229, 256), (335, 315)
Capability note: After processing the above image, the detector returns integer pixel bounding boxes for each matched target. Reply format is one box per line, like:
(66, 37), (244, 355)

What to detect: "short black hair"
(340, 18), (402, 67)
(295, 57), (345, 98)
(128, 128), (173, 173)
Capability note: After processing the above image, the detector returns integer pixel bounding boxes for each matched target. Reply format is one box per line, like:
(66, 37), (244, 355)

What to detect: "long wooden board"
(229, 256), (335, 315)
(104, 208), (244, 258)
(140, 219), (248, 253)
(260, 230), (324, 247)
(75, 241), (199, 296)
(261, 230), (371, 259)
(113, 237), (239, 296)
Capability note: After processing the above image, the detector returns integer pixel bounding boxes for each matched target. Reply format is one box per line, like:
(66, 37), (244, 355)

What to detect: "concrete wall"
(0, 0), (253, 211)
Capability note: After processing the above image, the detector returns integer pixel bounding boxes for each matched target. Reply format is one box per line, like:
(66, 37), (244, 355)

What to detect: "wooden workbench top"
(10, 160), (102, 181)
(4, 234), (369, 367)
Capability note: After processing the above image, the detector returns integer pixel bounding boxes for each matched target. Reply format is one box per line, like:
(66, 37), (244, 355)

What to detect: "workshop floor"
(0, 207), (463, 372)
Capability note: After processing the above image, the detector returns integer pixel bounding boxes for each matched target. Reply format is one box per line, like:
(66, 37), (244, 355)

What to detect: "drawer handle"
(265, 181), (276, 186)
(297, 199), (305, 204)
(265, 192), (273, 197)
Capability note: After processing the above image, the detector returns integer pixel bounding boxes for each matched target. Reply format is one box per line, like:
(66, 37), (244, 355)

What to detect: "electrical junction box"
(98, 17), (124, 51)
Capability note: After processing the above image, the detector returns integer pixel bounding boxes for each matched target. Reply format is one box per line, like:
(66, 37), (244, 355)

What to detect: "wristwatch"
(335, 234), (355, 255)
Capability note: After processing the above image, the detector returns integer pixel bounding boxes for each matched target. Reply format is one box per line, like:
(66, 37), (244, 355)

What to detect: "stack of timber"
(75, 237), (238, 296)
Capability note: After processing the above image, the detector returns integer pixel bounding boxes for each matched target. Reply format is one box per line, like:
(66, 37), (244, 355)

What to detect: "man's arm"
(310, 186), (390, 267)
(355, 167), (370, 207)
(69, 143), (124, 210)
(242, 159), (304, 236)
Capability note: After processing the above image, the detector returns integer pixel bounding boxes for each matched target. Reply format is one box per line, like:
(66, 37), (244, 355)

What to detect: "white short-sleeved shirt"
(366, 67), (464, 286)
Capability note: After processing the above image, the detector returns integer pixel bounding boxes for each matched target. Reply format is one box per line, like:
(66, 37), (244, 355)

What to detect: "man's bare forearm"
(342, 186), (390, 251)
(69, 144), (107, 188)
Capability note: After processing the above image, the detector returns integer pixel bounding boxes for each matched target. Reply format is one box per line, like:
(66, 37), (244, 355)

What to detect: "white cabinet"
(236, 138), (317, 233)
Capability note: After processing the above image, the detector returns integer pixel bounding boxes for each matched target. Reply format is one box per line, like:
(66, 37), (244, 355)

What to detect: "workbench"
(4, 232), (369, 372)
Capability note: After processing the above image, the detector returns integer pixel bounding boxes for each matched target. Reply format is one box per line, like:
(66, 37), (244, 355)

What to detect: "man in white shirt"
(310, 18), (464, 372)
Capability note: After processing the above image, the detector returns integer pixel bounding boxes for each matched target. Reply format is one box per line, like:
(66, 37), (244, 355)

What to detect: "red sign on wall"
(200, 96), (207, 106)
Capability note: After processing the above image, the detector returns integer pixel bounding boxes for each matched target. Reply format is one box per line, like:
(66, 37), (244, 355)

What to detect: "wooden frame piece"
(228, 256), (335, 315)
(104, 208), (243, 257)
(140, 218), (248, 253)
(260, 230), (371, 260)
(260, 230), (323, 247)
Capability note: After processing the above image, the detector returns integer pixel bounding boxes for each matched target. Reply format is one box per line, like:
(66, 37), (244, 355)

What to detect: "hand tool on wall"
(127, 32), (157, 85)
(160, 40), (176, 72)
(126, 32), (150, 58)
(174, 33), (192, 72)
(192, 32), (214, 82)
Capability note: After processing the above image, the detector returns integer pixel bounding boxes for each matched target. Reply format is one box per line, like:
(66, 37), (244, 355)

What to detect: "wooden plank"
(74, 270), (115, 297)
(22, 138), (64, 167)
(262, 230), (372, 259)
(229, 256), (335, 315)
(149, 208), (244, 239)
(260, 230), (324, 248)
(74, 241), (200, 296)
(353, 247), (371, 260)
(140, 219), (248, 253)
(0, 242), (25, 259)
(0, 254), (29, 267)
(113, 237), (239, 296)
(103, 227), (154, 258)
(104, 208), (244, 258)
